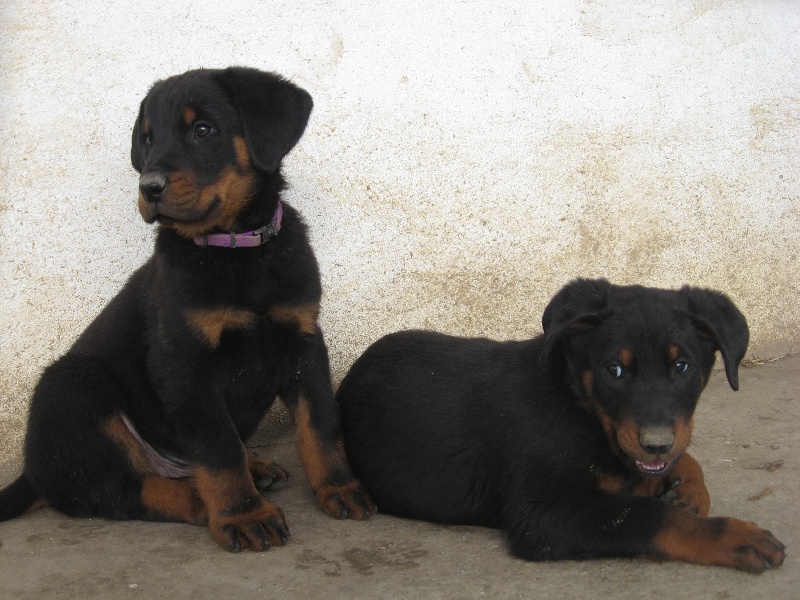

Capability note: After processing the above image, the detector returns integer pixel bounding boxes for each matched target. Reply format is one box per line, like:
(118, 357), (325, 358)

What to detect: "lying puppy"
(337, 279), (784, 572)
(0, 67), (374, 552)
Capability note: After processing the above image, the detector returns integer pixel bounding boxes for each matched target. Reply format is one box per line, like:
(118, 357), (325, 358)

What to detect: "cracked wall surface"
(1, 1), (798, 461)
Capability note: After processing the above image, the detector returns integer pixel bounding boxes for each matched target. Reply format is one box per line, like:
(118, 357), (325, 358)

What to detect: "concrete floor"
(0, 357), (797, 599)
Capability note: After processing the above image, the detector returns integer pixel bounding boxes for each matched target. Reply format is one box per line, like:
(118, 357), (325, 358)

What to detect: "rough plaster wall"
(1, 1), (798, 458)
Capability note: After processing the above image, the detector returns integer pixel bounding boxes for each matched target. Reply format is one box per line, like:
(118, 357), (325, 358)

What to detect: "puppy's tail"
(0, 474), (43, 521)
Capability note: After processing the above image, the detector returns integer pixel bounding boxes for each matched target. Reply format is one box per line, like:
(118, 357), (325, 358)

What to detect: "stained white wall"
(1, 1), (799, 458)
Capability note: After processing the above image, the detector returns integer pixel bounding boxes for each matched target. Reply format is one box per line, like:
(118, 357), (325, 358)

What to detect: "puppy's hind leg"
(23, 355), (150, 521)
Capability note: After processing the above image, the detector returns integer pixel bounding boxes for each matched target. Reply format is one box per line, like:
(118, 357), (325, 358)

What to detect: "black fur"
(337, 279), (785, 572)
(0, 67), (373, 551)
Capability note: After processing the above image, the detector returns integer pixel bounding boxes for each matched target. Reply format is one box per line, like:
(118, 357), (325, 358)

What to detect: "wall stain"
(580, 0), (727, 45)
(750, 97), (800, 149)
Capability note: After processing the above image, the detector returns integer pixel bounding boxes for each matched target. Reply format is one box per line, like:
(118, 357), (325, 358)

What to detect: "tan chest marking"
(268, 302), (320, 335)
(185, 308), (257, 348)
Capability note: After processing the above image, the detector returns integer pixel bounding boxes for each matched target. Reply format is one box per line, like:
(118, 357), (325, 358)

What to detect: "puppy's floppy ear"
(220, 67), (313, 174)
(131, 98), (147, 173)
(681, 286), (749, 391)
(539, 278), (611, 365)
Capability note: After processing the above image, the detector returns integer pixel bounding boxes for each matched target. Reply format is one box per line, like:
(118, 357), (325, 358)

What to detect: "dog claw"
(221, 524), (242, 552)
(659, 488), (680, 504)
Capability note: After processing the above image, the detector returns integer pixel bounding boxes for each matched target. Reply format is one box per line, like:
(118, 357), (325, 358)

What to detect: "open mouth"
(634, 459), (673, 477)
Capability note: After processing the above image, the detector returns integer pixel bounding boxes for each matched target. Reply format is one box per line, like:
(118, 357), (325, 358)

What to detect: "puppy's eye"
(194, 122), (214, 138)
(674, 361), (689, 374)
(143, 133), (152, 146)
(607, 364), (623, 378)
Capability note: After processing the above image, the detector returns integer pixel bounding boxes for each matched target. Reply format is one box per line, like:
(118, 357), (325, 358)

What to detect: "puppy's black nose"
(139, 173), (167, 202)
(639, 427), (674, 455)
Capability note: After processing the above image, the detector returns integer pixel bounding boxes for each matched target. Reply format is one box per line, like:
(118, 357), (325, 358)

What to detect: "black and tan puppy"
(337, 279), (785, 572)
(0, 67), (374, 551)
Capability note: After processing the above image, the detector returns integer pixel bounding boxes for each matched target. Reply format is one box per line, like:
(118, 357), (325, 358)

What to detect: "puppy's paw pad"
(247, 455), (290, 491)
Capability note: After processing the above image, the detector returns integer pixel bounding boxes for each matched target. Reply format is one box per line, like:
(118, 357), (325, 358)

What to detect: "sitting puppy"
(0, 67), (374, 552)
(337, 279), (784, 572)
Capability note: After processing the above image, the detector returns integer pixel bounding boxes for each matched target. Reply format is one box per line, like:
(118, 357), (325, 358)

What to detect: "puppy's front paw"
(659, 475), (710, 516)
(210, 500), (289, 552)
(715, 518), (785, 573)
(247, 454), (290, 492)
(316, 480), (376, 520)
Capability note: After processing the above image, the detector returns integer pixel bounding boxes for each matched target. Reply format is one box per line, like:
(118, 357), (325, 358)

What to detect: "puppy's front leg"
(630, 452), (710, 516)
(166, 388), (289, 552)
(193, 451), (289, 552)
(503, 490), (783, 571)
(282, 333), (376, 519)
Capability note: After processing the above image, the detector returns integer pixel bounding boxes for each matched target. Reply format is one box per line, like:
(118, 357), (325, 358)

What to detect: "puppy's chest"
(183, 302), (320, 351)
(186, 304), (317, 402)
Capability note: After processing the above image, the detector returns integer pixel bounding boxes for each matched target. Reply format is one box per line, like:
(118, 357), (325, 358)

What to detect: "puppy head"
(540, 278), (748, 477)
(130, 67), (312, 237)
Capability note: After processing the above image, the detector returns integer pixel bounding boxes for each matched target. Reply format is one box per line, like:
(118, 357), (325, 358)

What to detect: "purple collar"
(194, 202), (283, 248)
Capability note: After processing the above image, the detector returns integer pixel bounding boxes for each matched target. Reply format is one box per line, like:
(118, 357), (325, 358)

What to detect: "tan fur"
(185, 307), (257, 348)
(268, 303), (320, 335)
(104, 414), (152, 476)
(140, 476), (208, 525)
(183, 107), (197, 126)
